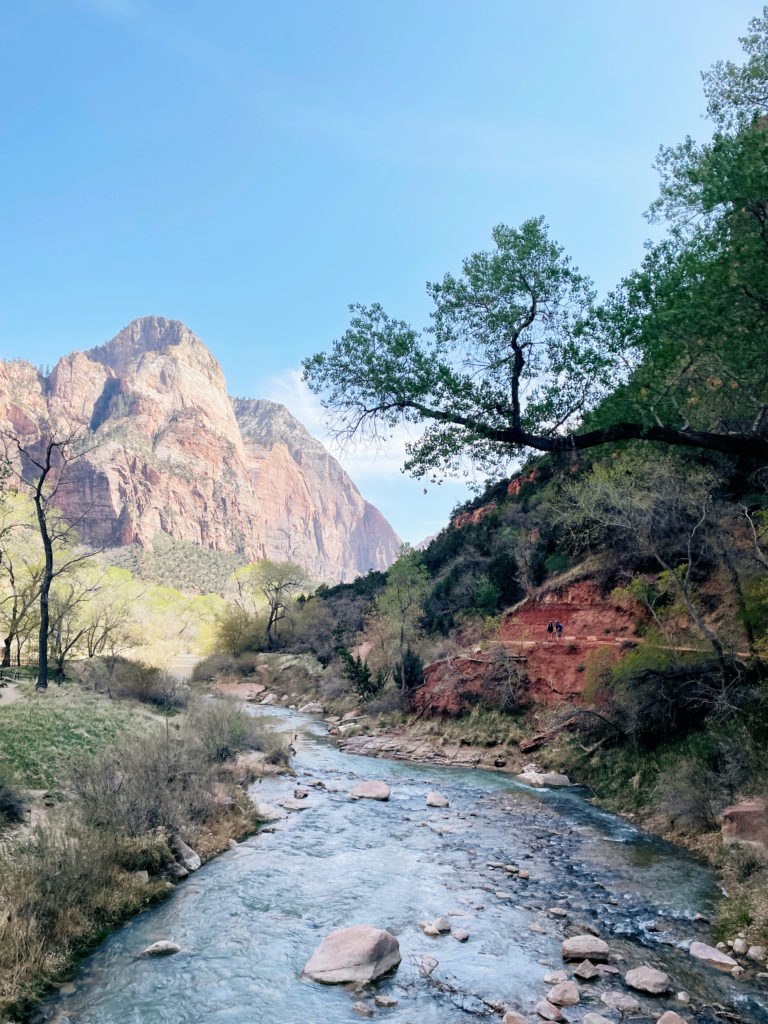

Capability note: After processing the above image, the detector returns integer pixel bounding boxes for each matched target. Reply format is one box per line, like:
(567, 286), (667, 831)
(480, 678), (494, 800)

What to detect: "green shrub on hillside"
(106, 533), (245, 594)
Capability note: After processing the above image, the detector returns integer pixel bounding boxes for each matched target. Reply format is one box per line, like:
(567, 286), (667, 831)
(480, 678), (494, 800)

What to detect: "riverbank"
(36, 704), (768, 1024)
(0, 676), (291, 1021)
(338, 726), (527, 774)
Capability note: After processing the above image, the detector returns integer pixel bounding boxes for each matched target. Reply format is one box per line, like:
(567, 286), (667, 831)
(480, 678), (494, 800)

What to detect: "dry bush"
(70, 728), (218, 837)
(0, 821), (164, 1017)
(655, 757), (722, 833)
(79, 657), (189, 709)
(185, 697), (290, 766)
(365, 687), (408, 716)
(0, 695), (288, 1018)
(191, 652), (240, 681)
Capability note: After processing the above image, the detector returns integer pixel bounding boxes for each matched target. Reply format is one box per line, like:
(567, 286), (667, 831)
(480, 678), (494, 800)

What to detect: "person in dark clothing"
(555, 621), (563, 641)
(546, 620), (554, 642)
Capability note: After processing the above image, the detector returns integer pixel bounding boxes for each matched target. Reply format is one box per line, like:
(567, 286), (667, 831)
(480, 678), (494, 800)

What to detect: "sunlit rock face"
(0, 316), (400, 581)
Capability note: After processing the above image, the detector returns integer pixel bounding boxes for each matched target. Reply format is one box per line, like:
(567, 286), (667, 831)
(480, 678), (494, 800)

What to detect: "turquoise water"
(39, 710), (768, 1024)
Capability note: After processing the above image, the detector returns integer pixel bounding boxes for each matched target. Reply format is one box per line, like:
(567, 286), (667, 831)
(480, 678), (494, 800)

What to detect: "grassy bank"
(0, 676), (289, 1021)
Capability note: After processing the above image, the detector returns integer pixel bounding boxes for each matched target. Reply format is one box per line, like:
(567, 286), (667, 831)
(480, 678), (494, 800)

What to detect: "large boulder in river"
(625, 964), (670, 994)
(299, 701), (324, 713)
(141, 940), (180, 956)
(547, 980), (580, 1006)
(517, 770), (571, 788)
(689, 941), (737, 969)
(426, 791), (449, 807)
(302, 925), (401, 984)
(255, 802), (283, 822)
(171, 836), (201, 872)
(561, 935), (609, 961)
(350, 780), (391, 801)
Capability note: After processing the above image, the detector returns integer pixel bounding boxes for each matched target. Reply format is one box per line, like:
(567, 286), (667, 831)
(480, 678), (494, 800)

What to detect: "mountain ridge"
(0, 316), (401, 582)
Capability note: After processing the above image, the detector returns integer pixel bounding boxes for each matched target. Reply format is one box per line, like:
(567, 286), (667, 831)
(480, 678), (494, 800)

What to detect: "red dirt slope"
(413, 580), (643, 715)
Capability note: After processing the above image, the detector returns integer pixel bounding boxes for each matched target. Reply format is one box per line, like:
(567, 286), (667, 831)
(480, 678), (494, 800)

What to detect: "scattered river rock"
(374, 994), (398, 1007)
(502, 1012), (530, 1024)
(625, 964), (670, 994)
(561, 935), (609, 961)
(255, 802), (283, 822)
(573, 959), (599, 980)
(171, 836), (201, 872)
(302, 925), (401, 984)
(517, 770), (571, 788)
(282, 798), (308, 811)
(419, 955), (439, 976)
(350, 780), (391, 801)
(689, 940), (738, 969)
(535, 998), (565, 1021)
(141, 940), (180, 957)
(657, 1013), (688, 1024)
(426, 791), (449, 807)
(547, 979), (580, 1006)
(601, 990), (640, 1011)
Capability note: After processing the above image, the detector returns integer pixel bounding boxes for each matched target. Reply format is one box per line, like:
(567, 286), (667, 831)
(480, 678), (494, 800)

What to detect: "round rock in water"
(141, 940), (180, 956)
(601, 991), (640, 1012)
(547, 980), (580, 1006)
(350, 780), (391, 801)
(561, 935), (609, 961)
(689, 940), (738, 969)
(426, 791), (449, 807)
(535, 999), (565, 1022)
(302, 925), (401, 984)
(502, 1013), (530, 1024)
(625, 964), (670, 994)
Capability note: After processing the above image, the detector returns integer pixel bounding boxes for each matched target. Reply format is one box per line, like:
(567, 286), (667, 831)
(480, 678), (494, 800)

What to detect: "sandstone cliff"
(0, 316), (400, 582)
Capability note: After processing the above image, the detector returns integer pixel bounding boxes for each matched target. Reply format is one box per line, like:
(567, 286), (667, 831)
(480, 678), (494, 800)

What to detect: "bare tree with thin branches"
(2, 425), (101, 689)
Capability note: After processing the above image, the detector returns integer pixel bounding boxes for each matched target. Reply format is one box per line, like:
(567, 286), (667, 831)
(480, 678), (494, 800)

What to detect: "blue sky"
(0, 0), (759, 543)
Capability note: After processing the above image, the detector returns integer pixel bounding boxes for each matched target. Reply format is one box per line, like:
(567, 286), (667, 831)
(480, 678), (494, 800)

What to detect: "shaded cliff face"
(0, 316), (401, 582)
(232, 397), (400, 581)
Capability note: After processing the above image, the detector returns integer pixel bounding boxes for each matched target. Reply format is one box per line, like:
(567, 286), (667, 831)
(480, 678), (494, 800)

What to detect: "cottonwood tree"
(232, 560), (310, 649)
(364, 545), (429, 692)
(1, 426), (99, 689)
(0, 492), (43, 667)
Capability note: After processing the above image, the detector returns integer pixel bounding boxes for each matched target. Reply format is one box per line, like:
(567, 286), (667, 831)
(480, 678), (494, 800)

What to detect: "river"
(39, 708), (768, 1024)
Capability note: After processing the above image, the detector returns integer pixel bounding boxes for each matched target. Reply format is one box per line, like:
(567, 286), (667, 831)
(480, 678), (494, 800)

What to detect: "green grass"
(412, 705), (527, 748)
(0, 685), (147, 789)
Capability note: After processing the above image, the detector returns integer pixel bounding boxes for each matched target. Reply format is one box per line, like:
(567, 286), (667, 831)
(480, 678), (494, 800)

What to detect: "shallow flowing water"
(40, 709), (768, 1024)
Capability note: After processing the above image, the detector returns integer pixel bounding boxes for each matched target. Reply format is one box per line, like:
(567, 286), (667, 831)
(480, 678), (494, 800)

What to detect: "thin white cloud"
(263, 367), (416, 482)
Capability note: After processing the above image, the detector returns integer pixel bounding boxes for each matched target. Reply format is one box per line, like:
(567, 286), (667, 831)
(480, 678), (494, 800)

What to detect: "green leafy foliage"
(107, 532), (245, 594)
(338, 648), (381, 699)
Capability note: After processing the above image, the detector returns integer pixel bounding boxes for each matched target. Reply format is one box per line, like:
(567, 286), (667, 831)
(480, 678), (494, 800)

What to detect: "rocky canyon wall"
(0, 316), (401, 582)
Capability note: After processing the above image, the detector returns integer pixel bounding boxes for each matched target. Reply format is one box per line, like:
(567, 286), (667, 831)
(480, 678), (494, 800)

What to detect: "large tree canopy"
(303, 14), (768, 476)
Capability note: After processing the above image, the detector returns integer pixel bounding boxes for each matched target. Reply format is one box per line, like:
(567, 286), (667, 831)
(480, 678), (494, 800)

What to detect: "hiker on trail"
(546, 620), (554, 642)
(555, 621), (564, 642)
